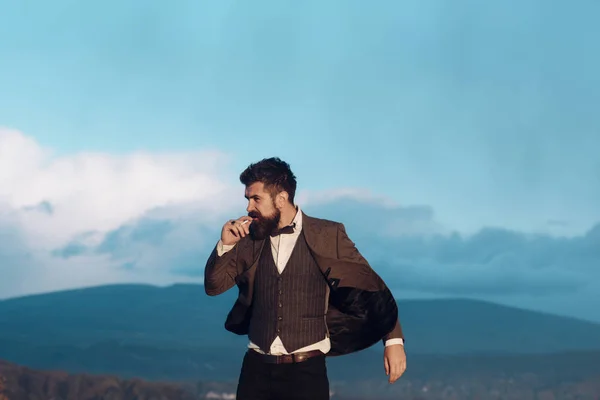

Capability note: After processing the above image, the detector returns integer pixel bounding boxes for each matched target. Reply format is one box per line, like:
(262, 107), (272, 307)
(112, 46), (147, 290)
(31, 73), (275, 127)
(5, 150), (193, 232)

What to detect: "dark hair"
(239, 157), (297, 204)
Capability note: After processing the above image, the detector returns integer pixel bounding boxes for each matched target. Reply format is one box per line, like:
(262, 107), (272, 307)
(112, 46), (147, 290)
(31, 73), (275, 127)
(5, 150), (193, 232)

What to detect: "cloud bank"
(0, 128), (240, 297)
(1, 129), (599, 321)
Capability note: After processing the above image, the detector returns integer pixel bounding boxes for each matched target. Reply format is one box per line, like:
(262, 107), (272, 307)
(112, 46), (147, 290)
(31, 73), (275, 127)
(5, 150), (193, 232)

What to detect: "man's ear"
(276, 191), (289, 207)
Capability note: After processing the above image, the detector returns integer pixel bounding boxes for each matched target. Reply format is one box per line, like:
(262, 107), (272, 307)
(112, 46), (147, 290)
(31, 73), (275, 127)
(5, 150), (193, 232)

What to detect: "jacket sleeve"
(204, 240), (239, 296)
(336, 223), (405, 344)
(383, 320), (404, 344)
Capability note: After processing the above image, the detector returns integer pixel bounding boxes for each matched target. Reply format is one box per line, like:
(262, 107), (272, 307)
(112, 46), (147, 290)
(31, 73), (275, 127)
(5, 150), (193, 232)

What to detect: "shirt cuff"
(216, 240), (235, 257)
(384, 338), (404, 347)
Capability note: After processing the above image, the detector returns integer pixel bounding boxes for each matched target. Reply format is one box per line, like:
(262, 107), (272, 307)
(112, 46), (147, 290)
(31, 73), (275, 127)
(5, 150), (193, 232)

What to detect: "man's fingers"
(236, 225), (246, 237)
(238, 219), (251, 234)
(388, 361), (406, 384)
(228, 220), (249, 238)
(389, 366), (399, 383)
(384, 357), (389, 375)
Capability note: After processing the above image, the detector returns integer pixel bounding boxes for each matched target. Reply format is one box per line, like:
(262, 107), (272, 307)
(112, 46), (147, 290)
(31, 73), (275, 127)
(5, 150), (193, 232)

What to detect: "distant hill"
(1, 283), (600, 355)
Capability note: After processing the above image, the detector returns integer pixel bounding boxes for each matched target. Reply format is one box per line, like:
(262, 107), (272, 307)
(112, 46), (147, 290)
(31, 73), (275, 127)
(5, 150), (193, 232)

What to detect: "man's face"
(245, 182), (281, 240)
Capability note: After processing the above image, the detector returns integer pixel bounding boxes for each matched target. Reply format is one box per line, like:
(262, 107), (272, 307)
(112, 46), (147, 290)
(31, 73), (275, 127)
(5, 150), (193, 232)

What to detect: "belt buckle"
(275, 353), (295, 364)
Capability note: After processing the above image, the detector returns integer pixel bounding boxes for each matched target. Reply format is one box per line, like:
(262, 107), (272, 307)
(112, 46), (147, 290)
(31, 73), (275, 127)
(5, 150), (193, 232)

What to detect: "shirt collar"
(291, 205), (302, 231)
(272, 205), (302, 236)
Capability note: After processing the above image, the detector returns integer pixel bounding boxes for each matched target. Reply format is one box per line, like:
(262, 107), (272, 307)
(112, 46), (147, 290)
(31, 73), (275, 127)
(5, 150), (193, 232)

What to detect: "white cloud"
(0, 128), (245, 298)
(0, 128), (239, 249)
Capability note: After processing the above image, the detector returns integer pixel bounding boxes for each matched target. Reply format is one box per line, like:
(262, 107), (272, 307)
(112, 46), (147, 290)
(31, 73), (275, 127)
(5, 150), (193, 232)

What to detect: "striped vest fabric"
(248, 231), (329, 353)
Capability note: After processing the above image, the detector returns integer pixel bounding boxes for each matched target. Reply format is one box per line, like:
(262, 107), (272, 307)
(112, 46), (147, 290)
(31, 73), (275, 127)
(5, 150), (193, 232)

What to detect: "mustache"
(248, 212), (261, 219)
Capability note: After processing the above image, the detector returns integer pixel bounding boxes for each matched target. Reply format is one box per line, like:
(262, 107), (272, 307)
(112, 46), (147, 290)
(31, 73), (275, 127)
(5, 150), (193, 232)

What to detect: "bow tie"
(270, 223), (296, 237)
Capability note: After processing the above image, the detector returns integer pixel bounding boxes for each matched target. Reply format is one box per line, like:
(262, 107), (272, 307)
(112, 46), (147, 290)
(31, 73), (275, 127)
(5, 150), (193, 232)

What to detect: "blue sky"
(1, 0), (599, 321)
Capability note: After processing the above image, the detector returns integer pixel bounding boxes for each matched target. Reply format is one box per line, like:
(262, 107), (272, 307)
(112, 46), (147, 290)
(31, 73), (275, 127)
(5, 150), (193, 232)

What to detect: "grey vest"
(248, 231), (329, 353)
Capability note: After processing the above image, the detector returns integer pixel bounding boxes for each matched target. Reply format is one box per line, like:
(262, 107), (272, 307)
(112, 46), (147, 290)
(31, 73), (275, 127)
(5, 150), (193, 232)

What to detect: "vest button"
(278, 316), (283, 320)
(278, 303), (282, 307)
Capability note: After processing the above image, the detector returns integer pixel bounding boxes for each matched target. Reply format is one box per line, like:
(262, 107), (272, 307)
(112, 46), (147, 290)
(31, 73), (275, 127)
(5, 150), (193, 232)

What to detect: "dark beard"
(248, 208), (281, 240)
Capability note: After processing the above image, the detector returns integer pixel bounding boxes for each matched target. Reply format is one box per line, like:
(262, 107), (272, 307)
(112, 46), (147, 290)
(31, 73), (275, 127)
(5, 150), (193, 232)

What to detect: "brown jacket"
(204, 211), (404, 356)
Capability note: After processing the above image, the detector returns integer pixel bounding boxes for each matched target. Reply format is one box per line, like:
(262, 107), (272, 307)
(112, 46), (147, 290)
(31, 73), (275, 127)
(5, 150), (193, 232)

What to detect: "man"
(204, 157), (406, 400)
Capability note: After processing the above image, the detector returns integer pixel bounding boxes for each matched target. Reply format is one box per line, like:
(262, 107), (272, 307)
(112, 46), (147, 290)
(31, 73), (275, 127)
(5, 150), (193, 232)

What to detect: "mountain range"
(0, 283), (599, 384)
(2, 283), (600, 353)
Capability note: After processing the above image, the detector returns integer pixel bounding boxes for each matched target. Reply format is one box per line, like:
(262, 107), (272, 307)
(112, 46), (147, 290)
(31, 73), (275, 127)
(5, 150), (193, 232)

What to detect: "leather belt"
(248, 349), (324, 364)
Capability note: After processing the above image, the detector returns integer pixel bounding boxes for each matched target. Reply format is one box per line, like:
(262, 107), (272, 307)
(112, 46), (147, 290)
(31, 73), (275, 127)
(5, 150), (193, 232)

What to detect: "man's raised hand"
(221, 216), (252, 246)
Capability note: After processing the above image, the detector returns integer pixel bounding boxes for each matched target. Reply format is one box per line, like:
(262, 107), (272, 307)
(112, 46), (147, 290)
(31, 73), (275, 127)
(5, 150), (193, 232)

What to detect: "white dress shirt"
(216, 205), (403, 355)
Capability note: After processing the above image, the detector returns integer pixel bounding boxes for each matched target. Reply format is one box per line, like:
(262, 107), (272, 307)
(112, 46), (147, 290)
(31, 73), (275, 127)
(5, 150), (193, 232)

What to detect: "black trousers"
(236, 350), (330, 400)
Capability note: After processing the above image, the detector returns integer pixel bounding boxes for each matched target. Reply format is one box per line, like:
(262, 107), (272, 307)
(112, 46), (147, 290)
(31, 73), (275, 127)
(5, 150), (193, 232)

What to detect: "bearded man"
(204, 157), (406, 400)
